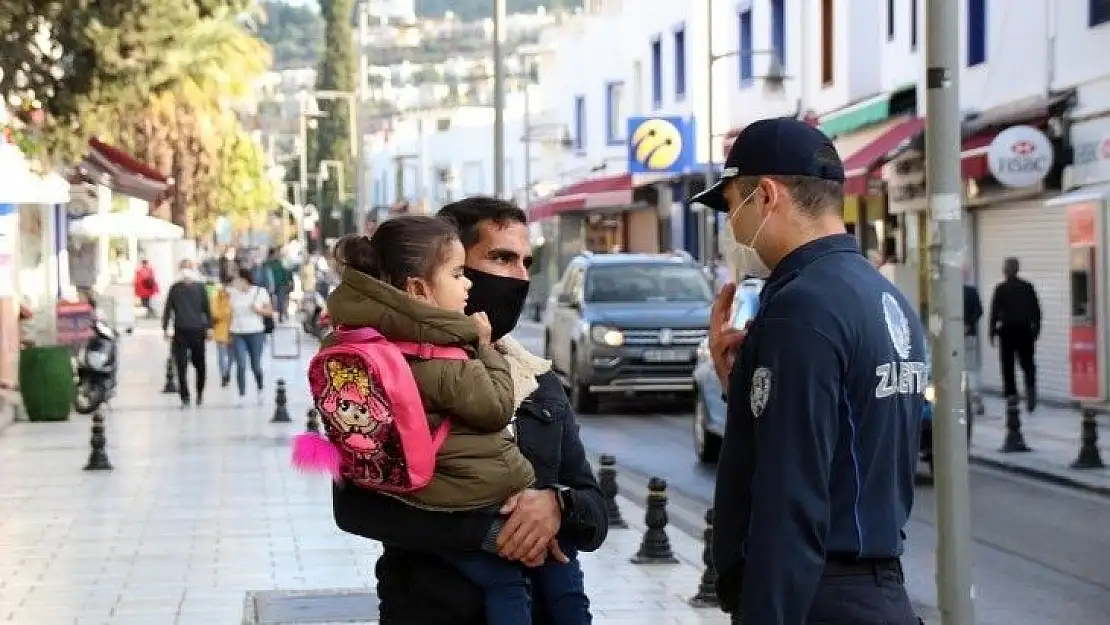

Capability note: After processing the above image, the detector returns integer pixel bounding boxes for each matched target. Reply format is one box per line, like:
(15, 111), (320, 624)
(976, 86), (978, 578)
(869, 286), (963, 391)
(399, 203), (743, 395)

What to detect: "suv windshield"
(584, 264), (713, 303)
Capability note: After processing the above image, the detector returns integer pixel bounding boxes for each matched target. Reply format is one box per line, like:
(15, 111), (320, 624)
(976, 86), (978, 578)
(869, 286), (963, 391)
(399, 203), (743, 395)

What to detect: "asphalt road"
(510, 324), (1110, 625)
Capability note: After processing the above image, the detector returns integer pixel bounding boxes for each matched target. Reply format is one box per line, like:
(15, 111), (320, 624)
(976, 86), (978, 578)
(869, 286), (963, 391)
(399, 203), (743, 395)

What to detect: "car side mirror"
(556, 292), (577, 308)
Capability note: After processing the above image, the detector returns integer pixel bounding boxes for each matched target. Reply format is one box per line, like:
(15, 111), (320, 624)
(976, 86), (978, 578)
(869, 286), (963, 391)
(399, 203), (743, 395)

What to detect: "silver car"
(691, 278), (764, 462)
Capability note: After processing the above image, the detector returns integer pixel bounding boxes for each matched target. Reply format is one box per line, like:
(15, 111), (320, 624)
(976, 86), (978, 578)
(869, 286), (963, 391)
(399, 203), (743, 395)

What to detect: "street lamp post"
(493, 0), (507, 197)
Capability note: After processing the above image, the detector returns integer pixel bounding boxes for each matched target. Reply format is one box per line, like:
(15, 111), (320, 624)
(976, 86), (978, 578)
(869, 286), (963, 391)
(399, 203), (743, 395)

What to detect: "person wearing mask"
(696, 118), (925, 624)
(329, 197), (608, 624)
(228, 267), (273, 406)
(162, 259), (213, 407)
(210, 277), (234, 388)
(989, 256), (1042, 412)
(133, 258), (159, 318)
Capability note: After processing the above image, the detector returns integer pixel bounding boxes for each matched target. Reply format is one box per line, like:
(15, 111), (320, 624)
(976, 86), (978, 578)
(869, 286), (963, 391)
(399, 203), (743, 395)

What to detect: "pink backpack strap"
(331, 325), (383, 343)
(393, 341), (469, 361)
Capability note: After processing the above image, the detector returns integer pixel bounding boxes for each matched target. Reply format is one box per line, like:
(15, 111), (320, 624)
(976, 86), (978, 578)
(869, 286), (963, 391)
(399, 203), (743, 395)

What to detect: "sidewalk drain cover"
(243, 589), (378, 624)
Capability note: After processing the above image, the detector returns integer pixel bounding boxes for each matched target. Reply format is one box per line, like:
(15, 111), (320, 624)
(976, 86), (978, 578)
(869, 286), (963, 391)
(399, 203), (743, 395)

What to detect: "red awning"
(843, 118), (926, 196)
(843, 120), (1002, 195)
(530, 173), (633, 221)
(76, 138), (173, 203)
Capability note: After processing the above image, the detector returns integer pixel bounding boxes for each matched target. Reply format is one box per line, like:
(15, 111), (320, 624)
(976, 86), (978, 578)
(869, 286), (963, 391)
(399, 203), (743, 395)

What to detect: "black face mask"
(463, 267), (530, 341)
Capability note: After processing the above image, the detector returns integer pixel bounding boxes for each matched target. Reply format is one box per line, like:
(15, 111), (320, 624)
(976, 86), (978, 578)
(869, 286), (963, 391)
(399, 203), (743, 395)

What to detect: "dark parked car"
(544, 252), (713, 413)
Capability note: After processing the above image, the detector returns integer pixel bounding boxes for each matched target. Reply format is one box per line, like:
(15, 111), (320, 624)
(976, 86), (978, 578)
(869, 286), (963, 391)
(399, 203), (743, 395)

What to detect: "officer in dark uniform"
(693, 118), (926, 625)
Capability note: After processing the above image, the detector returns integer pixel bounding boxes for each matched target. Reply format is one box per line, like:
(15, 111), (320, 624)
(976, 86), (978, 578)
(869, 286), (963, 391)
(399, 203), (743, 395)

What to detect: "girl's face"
(405, 240), (471, 313)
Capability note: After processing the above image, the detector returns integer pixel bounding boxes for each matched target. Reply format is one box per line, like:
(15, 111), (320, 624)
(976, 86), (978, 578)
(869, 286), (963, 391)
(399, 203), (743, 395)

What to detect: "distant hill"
(415, 0), (581, 20)
(259, 0), (323, 69)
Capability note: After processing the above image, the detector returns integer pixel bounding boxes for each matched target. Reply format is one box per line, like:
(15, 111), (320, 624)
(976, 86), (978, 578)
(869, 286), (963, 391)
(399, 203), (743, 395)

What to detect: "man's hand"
(709, 282), (746, 392)
(497, 489), (561, 563)
(520, 538), (570, 568)
(164, 329), (173, 341)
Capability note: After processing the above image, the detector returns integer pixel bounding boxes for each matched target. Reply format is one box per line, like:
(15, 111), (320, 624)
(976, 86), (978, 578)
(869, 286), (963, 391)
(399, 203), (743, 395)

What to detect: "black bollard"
(688, 507), (719, 608)
(597, 454), (628, 529)
(630, 477), (679, 565)
(999, 394), (1031, 453)
(1070, 407), (1105, 469)
(271, 378), (292, 423)
(83, 410), (113, 471)
(161, 355), (177, 394)
(306, 407), (321, 434)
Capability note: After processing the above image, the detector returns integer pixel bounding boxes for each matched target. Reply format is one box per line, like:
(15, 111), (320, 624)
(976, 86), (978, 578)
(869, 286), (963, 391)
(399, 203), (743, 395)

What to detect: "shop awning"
(73, 138), (173, 203)
(842, 117), (925, 196)
(529, 173), (633, 221)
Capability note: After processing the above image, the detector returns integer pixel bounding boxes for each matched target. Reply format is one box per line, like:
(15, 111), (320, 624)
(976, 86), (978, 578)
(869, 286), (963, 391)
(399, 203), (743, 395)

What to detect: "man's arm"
(162, 284), (175, 332)
(988, 284), (1001, 340)
(546, 374), (608, 552)
(332, 482), (496, 553)
(200, 284), (213, 329)
(1028, 282), (1042, 339)
(739, 319), (840, 625)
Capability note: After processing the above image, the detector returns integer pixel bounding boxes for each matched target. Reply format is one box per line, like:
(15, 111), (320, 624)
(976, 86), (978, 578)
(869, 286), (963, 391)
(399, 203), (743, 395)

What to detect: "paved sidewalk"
(0, 325), (729, 625)
(968, 395), (1110, 494)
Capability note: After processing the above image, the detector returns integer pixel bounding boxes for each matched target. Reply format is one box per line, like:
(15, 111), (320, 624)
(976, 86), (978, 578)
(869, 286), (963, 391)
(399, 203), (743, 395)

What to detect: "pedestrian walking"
(264, 247), (292, 322)
(133, 258), (159, 318)
(695, 118), (925, 625)
(228, 266), (272, 406)
(162, 259), (213, 407)
(964, 277), (985, 415)
(989, 257), (1041, 412)
(210, 276), (233, 388)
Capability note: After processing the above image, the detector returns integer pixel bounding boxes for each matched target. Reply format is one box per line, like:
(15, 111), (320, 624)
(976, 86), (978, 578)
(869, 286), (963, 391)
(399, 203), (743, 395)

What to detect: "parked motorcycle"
(74, 319), (119, 415)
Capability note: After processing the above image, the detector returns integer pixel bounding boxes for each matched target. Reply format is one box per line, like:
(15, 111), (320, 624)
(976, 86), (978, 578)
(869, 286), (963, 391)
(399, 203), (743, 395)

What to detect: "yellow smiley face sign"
(630, 118), (685, 171)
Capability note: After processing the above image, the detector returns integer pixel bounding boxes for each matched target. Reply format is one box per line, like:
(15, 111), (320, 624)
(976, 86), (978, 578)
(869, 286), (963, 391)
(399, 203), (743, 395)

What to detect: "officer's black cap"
(691, 117), (845, 212)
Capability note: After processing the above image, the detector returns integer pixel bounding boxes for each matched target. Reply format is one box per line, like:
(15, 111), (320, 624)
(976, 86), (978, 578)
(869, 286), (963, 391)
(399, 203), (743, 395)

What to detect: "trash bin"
(18, 345), (76, 422)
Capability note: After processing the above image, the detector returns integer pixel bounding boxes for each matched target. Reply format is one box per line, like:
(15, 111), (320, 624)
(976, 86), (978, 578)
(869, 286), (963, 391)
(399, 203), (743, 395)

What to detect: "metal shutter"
(974, 199), (1069, 401)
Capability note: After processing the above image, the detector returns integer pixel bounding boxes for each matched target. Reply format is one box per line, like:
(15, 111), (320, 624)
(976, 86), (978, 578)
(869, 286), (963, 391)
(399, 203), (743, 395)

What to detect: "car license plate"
(643, 349), (691, 363)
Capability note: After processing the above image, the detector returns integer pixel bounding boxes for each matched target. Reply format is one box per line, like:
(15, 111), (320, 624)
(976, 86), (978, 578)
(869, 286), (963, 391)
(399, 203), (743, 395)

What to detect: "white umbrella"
(68, 212), (184, 240)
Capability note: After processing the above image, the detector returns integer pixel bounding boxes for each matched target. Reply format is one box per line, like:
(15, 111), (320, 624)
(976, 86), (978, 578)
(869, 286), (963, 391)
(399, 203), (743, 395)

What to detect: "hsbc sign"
(1070, 116), (1110, 187)
(987, 125), (1055, 188)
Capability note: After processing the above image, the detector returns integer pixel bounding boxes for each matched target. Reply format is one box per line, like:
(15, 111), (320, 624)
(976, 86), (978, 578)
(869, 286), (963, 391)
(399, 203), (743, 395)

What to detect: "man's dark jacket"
(333, 370), (608, 625)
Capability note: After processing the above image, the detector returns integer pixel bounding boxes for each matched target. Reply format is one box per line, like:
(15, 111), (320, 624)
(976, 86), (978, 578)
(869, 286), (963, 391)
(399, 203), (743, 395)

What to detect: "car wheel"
(569, 350), (598, 415)
(693, 393), (722, 463)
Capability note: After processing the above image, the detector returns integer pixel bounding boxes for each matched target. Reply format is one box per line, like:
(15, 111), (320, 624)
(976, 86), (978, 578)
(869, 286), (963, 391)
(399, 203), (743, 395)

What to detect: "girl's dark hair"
(237, 266), (254, 284)
(338, 216), (460, 290)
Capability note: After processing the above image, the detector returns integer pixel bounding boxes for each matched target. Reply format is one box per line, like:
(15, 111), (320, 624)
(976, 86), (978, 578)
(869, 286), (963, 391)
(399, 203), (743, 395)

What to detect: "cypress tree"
(312, 0), (357, 244)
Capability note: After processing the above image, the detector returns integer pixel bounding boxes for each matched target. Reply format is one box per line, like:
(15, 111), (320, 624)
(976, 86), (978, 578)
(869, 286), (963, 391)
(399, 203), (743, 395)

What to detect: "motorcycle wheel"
(74, 379), (106, 415)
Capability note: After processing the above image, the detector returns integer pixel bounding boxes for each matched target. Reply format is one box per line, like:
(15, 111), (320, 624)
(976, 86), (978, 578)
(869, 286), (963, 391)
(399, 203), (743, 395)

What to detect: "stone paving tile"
(970, 395), (1110, 493)
(0, 327), (729, 625)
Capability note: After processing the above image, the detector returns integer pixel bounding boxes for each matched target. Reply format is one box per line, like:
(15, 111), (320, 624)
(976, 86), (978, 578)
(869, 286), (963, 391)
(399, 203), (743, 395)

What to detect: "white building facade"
(536, 0), (1110, 402)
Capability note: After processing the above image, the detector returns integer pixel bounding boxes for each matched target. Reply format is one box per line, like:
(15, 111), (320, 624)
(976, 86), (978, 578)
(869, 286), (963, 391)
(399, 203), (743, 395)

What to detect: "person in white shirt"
(228, 266), (274, 405)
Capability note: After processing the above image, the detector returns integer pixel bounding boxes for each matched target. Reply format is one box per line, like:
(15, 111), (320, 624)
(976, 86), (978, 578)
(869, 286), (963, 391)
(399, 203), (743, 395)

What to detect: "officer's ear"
(757, 177), (781, 214)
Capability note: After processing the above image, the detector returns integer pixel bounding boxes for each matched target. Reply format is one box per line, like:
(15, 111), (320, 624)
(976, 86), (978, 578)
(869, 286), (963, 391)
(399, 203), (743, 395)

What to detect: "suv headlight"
(924, 384), (935, 403)
(590, 325), (624, 347)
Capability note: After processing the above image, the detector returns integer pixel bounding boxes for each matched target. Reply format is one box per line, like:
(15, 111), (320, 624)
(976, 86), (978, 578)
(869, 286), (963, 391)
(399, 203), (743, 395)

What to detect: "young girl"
(323, 216), (589, 625)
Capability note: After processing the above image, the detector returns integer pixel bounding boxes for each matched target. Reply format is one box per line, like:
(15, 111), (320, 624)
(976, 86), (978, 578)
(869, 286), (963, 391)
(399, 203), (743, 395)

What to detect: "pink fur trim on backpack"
(291, 432), (343, 482)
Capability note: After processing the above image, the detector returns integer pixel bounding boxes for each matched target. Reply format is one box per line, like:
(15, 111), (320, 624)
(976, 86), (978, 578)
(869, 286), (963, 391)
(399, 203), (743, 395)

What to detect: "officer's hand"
(710, 282), (745, 392)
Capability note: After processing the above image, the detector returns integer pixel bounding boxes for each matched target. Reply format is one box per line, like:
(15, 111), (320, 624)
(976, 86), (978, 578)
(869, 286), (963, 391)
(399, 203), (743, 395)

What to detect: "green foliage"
(312, 0), (356, 239)
(208, 124), (277, 233)
(415, 0), (581, 20)
(258, 0), (324, 68)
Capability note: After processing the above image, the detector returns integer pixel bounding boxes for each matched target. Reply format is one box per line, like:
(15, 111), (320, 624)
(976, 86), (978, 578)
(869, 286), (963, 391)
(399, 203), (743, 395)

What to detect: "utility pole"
(924, 0), (976, 623)
(492, 0), (507, 197)
(356, 0), (369, 231)
(523, 85), (532, 213)
(703, 0), (715, 269)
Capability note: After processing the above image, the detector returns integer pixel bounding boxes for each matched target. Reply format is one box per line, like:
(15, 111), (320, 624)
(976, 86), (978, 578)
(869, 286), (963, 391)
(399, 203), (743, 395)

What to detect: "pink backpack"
(292, 325), (468, 493)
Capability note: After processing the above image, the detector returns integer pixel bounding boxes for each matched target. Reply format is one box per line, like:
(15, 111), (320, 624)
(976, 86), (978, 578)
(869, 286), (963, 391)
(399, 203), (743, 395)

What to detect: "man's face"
(464, 220), (532, 280)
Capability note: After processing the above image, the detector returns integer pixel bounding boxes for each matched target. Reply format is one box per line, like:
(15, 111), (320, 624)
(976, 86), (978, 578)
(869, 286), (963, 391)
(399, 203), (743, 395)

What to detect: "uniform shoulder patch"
(750, 367), (772, 419)
(881, 292), (912, 360)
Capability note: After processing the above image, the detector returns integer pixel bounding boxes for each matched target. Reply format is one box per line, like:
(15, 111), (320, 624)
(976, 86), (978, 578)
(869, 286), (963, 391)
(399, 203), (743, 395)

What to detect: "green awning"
(818, 84), (916, 138)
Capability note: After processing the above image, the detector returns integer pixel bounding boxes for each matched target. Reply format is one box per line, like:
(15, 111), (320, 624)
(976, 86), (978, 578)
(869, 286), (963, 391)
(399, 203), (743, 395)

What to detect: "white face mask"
(722, 188), (771, 279)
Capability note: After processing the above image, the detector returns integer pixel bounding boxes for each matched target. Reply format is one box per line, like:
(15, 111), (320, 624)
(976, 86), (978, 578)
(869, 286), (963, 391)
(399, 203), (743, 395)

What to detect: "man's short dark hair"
(736, 173), (845, 219)
(437, 196), (527, 249)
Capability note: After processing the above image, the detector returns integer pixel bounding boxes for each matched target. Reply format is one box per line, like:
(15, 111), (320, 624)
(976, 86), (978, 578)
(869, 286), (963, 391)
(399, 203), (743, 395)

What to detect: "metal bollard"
(306, 407), (321, 434)
(999, 394), (1031, 453)
(688, 507), (719, 608)
(161, 355), (177, 394)
(83, 410), (113, 471)
(597, 454), (627, 529)
(271, 378), (292, 423)
(1070, 407), (1105, 470)
(630, 477), (679, 564)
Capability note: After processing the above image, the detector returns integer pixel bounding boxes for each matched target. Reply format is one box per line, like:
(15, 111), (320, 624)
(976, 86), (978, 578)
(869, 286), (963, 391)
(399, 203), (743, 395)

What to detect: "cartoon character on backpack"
(293, 326), (459, 493)
(311, 357), (403, 486)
